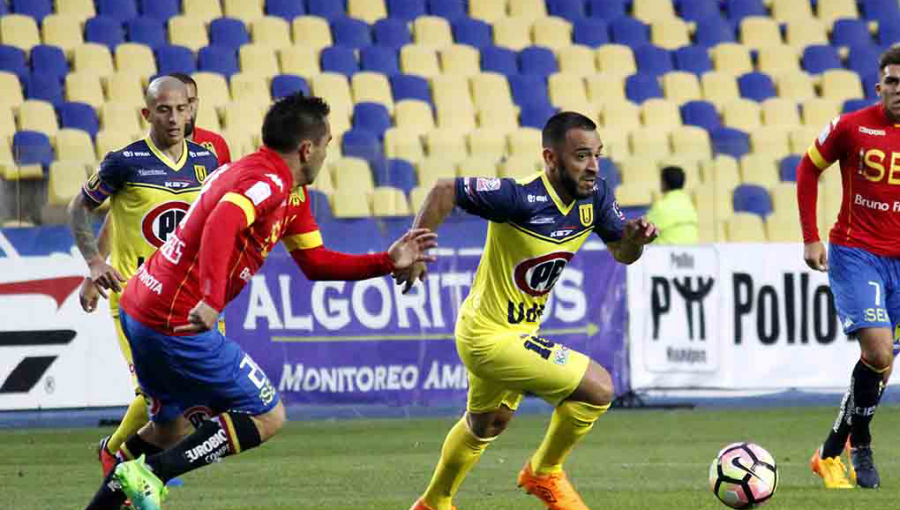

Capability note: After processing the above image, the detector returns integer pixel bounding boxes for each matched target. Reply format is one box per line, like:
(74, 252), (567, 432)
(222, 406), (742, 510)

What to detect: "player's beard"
(558, 160), (592, 200)
(184, 117), (196, 138)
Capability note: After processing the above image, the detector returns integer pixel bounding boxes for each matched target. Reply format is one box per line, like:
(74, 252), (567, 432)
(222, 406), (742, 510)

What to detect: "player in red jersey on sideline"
(81, 92), (437, 510)
(799, 45), (900, 490)
(169, 72), (232, 165)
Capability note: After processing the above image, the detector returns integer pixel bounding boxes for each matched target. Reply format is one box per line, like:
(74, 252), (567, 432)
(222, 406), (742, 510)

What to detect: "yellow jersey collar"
(540, 171), (576, 216)
(144, 136), (188, 171)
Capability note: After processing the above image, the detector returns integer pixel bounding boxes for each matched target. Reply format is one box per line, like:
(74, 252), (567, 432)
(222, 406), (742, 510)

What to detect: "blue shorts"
(120, 310), (279, 424)
(829, 244), (900, 339)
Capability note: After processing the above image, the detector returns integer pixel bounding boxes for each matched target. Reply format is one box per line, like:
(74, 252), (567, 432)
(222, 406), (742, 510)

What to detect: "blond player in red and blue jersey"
(799, 45), (900, 490)
(398, 112), (658, 510)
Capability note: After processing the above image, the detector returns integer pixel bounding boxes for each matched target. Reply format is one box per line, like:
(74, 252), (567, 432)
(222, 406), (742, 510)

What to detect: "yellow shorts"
(456, 320), (590, 414)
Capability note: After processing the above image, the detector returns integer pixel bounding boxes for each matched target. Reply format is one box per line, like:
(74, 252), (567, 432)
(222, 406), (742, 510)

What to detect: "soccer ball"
(709, 442), (778, 509)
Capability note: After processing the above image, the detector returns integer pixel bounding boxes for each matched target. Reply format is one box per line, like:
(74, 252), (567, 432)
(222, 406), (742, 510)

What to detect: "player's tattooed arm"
(67, 193), (126, 295)
(394, 179), (456, 293)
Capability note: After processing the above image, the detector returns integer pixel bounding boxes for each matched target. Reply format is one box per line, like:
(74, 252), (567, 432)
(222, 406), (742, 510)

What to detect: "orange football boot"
(517, 461), (590, 510)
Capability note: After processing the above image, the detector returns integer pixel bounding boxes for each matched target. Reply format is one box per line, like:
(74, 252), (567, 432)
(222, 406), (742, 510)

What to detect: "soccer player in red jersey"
(170, 72), (232, 165)
(82, 93), (437, 510)
(798, 46), (900, 490)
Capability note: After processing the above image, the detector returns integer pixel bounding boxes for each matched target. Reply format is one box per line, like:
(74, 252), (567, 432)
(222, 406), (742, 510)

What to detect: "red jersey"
(803, 104), (900, 257)
(192, 126), (232, 165)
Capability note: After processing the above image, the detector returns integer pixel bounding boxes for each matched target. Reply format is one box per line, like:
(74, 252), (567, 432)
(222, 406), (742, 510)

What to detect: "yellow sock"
(107, 394), (149, 455)
(421, 416), (494, 510)
(531, 401), (610, 475)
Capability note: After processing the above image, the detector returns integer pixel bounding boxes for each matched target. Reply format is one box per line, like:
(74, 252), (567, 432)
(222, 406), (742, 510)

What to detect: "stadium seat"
(618, 157), (660, 187)
(331, 192), (373, 218)
(223, 0), (265, 25)
(452, 17), (493, 49)
(279, 46), (320, 76)
(252, 16), (293, 50)
(750, 127), (791, 159)
(625, 74), (663, 104)
(384, 127), (425, 161)
(239, 44), (281, 79)
(311, 73), (354, 118)
(599, 158), (621, 188)
(779, 155), (801, 182)
(387, 0), (425, 22)
(417, 157), (457, 187)
(467, 128), (507, 159)
(610, 16), (650, 47)
(470, 0), (506, 23)
(371, 186), (410, 216)
(733, 185), (773, 218)
(116, 43), (157, 79)
(509, 75), (552, 109)
(220, 101), (265, 135)
(100, 102), (141, 135)
(532, 16), (573, 51)
(42, 14), (84, 57)
(775, 70), (816, 102)
(630, 127), (671, 159)
(766, 210), (802, 242)
(138, 0), (179, 21)
(47, 161), (89, 207)
(374, 158), (417, 194)
(0, 45), (28, 82)
(673, 45), (713, 75)
(740, 17), (783, 50)
(818, 0), (860, 26)
(493, 17), (533, 52)
(548, 73), (588, 107)
(127, 18), (166, 49)
(843, 98), (871, 113)
(414, 16), (454, 48)
(711, 43), (753, 76)
(436, 105), (477, 131)
(510, 0), (549, 21)
(25, 73), (64, 107)
(588, 0), (627, 21)
(30, 45), (68, 83)
(207, 18), (249, 51)
(678, 0), (722, 21)
(271, 74), (310, 99)
(266, 0), (306, 21)
(694, 16), (735, 48)
(772, 0), (813, 22)
(738, 72), (777, 102)
(55, 128), (96, 164)
(519, 104), (558, 129)
(102, 72), (143, 109)
(801, 98), (840, 127)
(615, 184), (654, 207)
(634, 0), (677, 23)
(726, 0), (767, 25)
(634, 45), (674, 77)
(395, 100), (435, 132)
(739, 153), (779, 188)
(726, 212), (767, 241)
(802, 45), (841, 74)
(65, 72), (105, 109)
(457, 155), (500, 178)
(440, 44), (480, 76)
(85, 16), (125, 50)
(662, 71), (702, 103)
(0, 106), (15, 143)
(520, 46), (558, 77)
(192, 72), (231, 110)
(700, 154), (741, 194)
(293, 16), (334, 51)
(12, 130), (54, 168)
(357, 46), (398, 75)
(349, 0), (388, 24)
(499, 155), (542, 179)
(481, 45), (518, 76)
(373, 18), (412, 50)
(557, 45), (597, 77)
(156, 45), (197, 75)
(198, 46), (239, 78)
(651, 19), (691, 50)
(756, 46), (800, 75)
(711, 127), (750, 158)
(789, 127), (818, 155)
(95, 130), (135, 158)
(56, 0), (96, 22)
(572, 18), (609, 48)
(11, 0), (52, 24)
(307, 0), (346, 21)
(73, 43), (115, 78)
(671, 126), (712, 159)
(470, 72), (514, 111)
(863, 73), (879, 100)
(58, 102), (100, 138)
(640, 98), (681, 129)
(596, 44), (637, 76)
(353, 102), (391, 139)
(390, 74), (431, 103)
(341, 129), (383, 169)
(831, 19), (872, 49)
(230, 73), (273, 108)
(183, 0), (222, 24)
(822, 70), (864, 103)
(761, 98), (801, 128)
(352, 72), (394, 110)
(332, 155), (376, 194)
(846, 45), (880, 78)
(400, 45), (441, 77)
(321, 45), (360, 77)
(331, 17), (372, 50)
(429, 0), (466, 20)
(862, 0), (900, 19)
(548, 0), (587, 23)
(878, 18), (900, 47)
(601, 100), (640, 130)
(681, 100), (721, 131)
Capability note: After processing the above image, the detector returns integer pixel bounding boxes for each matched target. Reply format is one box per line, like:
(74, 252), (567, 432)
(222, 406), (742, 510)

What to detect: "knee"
(863, 344), (894, 371)
(580, 365), (615, 407)
(467, 407), (514, 438)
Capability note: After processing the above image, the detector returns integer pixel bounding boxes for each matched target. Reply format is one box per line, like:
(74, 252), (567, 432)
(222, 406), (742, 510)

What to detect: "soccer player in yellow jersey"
(399, 112), (658, 510)
(68, 76), (219, 480)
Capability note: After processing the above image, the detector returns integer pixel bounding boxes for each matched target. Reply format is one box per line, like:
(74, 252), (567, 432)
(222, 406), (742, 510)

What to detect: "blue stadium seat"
(733, 184), (773, 218)
(610, 17), (650, 47)
(724, 0), (766, 25)
(25, 73), (64, 106)
(520, 104), (558, 129)
(625, 73), (663, 104)
(711, 127), (750, 158)
(547, 0), (587, 22)
(453, 18), (493, 49)
(332, 17), (372, 50)
(587, 0), (627, 20)
(376, 159), (418, 196)
(681, 100), (721, 131)
(341, 128), (383, 167)
(573, 18), (609, 48)
(12, 0), (52, 23)
(802, 45), (842, 74)
(139, 0), (180, 21)
(509, 74), (552, 108)
(156, 45), (197, 75)
(321, 45), (359, 77)
(373, 18), (412, 50)
(779, 155), (800, 182)
(198, 46), (239, 78)
(482, 46), (518, 76)
(832, 19), (874, 48)
(209, 18), (251, 50)
(877, 18), (900, 46)
(127, 18), (167, 49)
(266, 0), (305, 21)
(390, 74), (431, 103)
(353, 102), (392, 139)
(843, 98), (872, 113)
(0, 45), (28, 81)
(0, 1), (7, 15)
(387, 0), (426, 22)
(678, 0), (723, 22)
(308, 189), (335, 223)
(738, 72), (776, 102)
(58, 102), (100, 138)
(98, 0), (138, 23)
(85, 16), (126, 50)
(360, 46), (400, 75)
(846, 45), (880, 78)
(271, 74), (310, 99)
(519, 46), (558, 77)
(13, 131), (54, 169)
(599, 158), (621, 188)
(861, 0), (900, 21)
(30, 45), (69, 82)
(863, 73), (879, 100)
(634, 45), (674, 76)
(428, 0), (466, 21)
(694, 16), (735, 47)
(674, 45), (713, 75)
(308, 0), (347, 20)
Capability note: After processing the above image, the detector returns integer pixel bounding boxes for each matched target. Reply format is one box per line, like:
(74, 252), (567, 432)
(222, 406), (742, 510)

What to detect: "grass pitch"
(3, 405), (900, 510)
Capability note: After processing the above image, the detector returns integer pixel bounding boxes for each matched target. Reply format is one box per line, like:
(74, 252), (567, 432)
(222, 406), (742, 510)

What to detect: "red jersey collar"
(258, 146), (295, 189)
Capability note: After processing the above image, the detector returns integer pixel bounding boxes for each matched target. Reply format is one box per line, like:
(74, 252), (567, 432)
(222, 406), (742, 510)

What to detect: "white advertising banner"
(628, 243), (873, 391)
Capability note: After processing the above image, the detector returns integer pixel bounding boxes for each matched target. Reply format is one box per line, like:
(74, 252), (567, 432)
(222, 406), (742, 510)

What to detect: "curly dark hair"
(879, 44), (900, 72)
(542, 111), (597, 148)
(262, 92), (331, 152)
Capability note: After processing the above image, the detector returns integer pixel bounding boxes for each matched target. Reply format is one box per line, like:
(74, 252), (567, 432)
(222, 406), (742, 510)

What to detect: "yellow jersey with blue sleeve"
(81, 137), (220, 317)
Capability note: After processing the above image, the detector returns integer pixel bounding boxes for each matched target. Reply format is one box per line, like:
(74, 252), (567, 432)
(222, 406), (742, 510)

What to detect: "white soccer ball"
(709, 442), (778, 509)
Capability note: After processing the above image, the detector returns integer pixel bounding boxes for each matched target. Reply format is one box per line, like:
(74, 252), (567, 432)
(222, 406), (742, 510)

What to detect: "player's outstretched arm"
(607, 218), (658, 265)
(67, 193), (126, 297)
(796, 154), (828, 272)
(394, 179), (456, 293)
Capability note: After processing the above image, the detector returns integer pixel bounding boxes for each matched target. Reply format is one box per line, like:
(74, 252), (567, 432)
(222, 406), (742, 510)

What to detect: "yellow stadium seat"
(586, 75), (627, 107)
(56, 0), (96, 22)
(596, 45), (636, 76)
(352, 72), (393, 110)
(400, 45), (441, 78)
(557, 45), (597, 76)
(790, 127), (819, 154)
(440, 44), (481, 76)
(651, 19), (691, 50)
(618, 157), (659, 187)
(417, 157), (458, 188)
(332, 157), (374, 193)
(66, 72), (105, 109)
(785, 20), (828, 51)
(476, 103), (519, 133)
(640, 98), (681, 129)
(192, 72), (231, 111)
(394, 100), (435, 132)
(658, 157), (703, 188)
(722, 99), (762, 132)
(741, 17), (784, 49)
(817, 0), (859, 28)
(311, 73), (353, 122)
(770, 182), (797, 214)
(509, 0), (548, 21)
(821, 69), (864, 103)
(425, 129), (469, 161)
(548, 73), (588, 107)
(467, 129), (508, 160)
(331, 192), (372, 218)
(630, 128), (671, 159)
(308, 152), (335, 193)
(0, 15), (40, 54)
(493, 17), (532, 51)
(671, 126), (712, 160)
(726, 213), (767, 242)
(251, 16), (292, 50)
(553, 101), (597, 123)
(224, 0), (265, 25)
(42, 14), (84, 56)
(431, 74), (474, 111)
(230, 72), (272, 108)
(701, 71), (741, 108)
(47, 161), (88, 206)
(55, 129), (96, 165)
(508, 127), (542, 157)
(701, 155), (740, 196)
(96, 130), (135, 158)
(532, 16), (573, 50)
(73, 43), (115, 78)
(0, 72), (24, 110)
(0, 107), (15, 143)
(168, 15), (208, 52)
(413, 16), (454, 49)
(292, 17), (333, 51)
(100, 102), (141, 135)
(239, 44), (280, 79)
(772, 0), (814, 22)
(348, 0), (388, 23)
(115, 44), (157, 80)
(221, 102), (265, 136)
(801, 98), (840, 127)
(599, 127), (629, 160)
(694, 171), (735, 216)
(104, 72), (145, 108)
(694, 193), (729, 242)
(470, 0), (508, 23)
(711, 43), (753, 75)
(195, 102), (221, 132)
(182, 0), (223, 24)
(750, 128), (792, 159)
(279, 46), (320, 76)
(615, 183), (654, 206)
(371, 186), (410, 216)
(500, 155), (543, 179)
(761, 98), (801, 128)
(409, 186), (429, 213)
(775, 70), (816, 101)
(457, 156), (500, 178)
(633, 0), (676, 22)
(435, 107), (476, 132)
(766, 212), (802, 242)
(662, 71), (702, 103)
(470, 73), (514, 112)
(757, 46), (801, 75)
(384, 127), (425, 162)
(740, 153), (779, 188)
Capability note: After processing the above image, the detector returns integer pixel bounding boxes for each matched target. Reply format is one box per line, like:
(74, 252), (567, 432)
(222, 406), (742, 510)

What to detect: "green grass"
(3, 405), (900, 509)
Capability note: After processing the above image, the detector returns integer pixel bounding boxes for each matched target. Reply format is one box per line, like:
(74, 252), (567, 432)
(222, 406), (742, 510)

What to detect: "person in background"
(644, 166), (698, 245)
